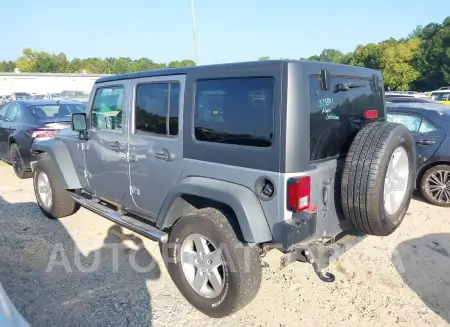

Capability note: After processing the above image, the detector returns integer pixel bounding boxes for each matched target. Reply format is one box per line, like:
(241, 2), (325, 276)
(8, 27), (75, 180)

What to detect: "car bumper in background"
(0, 282), (31, 327)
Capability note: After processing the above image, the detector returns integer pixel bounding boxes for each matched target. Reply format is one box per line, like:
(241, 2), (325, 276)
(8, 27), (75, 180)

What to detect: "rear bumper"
(275, 210), (317, 251)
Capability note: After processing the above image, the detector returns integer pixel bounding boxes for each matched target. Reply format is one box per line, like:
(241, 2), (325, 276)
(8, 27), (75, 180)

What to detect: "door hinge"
(81, 143), (90, 151)
(127, 153), (138, 162)
(84, 171), (92, 179)
(130, 186), (140, 196)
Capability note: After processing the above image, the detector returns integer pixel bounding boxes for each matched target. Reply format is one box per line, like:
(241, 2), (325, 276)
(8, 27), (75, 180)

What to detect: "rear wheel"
(420, 165), (450, 207)
(33, 160), (80, 219)
(10, 143), (32, 179)
(161, 208), (261, 318)
(341, 122), (416, 236)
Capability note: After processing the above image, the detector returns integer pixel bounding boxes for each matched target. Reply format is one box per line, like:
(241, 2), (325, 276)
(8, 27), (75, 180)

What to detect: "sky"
(2, 0), (448, 65)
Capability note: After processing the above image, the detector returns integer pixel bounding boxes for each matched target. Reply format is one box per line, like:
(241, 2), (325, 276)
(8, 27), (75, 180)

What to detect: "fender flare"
(156, 176), (273, 243)
(30, 139), (82, 190)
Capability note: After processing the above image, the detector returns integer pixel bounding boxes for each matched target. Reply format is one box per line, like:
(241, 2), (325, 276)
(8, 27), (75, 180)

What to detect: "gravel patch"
(0, 163), (449, 327)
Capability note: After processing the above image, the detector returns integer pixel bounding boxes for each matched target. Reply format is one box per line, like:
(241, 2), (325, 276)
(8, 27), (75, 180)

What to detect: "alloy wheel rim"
(37, 172), (53, 209)
(424, 170), (450, 204)
(180, 233), (225, 298)
(384, 147), (409, 215)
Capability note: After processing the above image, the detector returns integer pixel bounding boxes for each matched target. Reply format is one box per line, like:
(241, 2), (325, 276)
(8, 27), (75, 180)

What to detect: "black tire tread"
(10, 143), (32, 179)
(341, 122), (407, 235)
(33, 160), (80, 219)
(195, 208), (261, 316)
(164, 207), (261, 318)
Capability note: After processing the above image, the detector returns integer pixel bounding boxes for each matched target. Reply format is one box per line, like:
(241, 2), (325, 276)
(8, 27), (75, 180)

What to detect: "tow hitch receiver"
(280, 230), (367, 283)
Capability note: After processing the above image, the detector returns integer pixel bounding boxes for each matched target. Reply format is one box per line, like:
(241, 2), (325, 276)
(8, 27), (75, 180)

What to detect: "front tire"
(420, 165), (450, 207)
(161, 208), (262, 318)
(33, 160), (80, 219)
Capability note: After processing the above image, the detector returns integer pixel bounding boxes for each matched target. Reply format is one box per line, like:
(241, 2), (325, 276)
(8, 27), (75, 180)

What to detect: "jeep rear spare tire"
(341, 122), (416, 236)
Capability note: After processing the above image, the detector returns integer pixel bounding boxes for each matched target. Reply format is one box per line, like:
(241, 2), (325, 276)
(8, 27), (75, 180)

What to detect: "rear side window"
(309, 76), (384, 161)
(4, 103), (20, 122)
(387, 113), (422, 132)
(387, 112), (438, 133)
(134, 81), (180, 136)
(194, 77), (274, 147)
(0, 104), (9, 121)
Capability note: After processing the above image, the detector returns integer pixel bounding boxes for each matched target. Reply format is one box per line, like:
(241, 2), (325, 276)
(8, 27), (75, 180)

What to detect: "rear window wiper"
(333, 83), (365, 93)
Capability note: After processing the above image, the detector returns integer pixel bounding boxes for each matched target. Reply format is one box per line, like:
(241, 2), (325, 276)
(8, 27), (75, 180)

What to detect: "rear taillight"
(25, 128), (57, 140)
(287, 176), (311, 212)
(364, 110), (378, 120)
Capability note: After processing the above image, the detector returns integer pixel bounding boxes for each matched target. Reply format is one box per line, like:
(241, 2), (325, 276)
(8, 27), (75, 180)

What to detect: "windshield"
(28, 103), (86, 120)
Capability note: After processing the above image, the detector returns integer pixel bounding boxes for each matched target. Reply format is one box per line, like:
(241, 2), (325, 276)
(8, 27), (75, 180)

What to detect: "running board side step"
(71, 193), (168, 243)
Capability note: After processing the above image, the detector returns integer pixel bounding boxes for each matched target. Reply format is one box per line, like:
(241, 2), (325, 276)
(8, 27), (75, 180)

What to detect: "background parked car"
(0, 99), (86, 179)
(386, 96), (438, 104)
(387, 102), (450, 207)
(44, 92), (61, 100)
(60, 90), (90, 103)
(428, 90), (450, 105)
(11, 92), (32, 101)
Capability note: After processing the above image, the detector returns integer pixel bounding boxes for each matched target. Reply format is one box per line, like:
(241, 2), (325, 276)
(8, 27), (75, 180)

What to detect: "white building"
(0, 70), (111, 96)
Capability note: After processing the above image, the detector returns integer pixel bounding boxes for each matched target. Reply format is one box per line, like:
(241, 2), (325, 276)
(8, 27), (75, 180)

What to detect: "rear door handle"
(154, 150), (174, 161)
(416, 139), (435, 145)
(109, 141), (126, 151)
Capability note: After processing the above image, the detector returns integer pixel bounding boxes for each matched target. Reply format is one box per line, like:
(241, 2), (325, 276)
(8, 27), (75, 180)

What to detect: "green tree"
(380, 38), (421, 90)
(0, 61), (16, 72)
(414, 18), (450, 90)
(317, 49), (345, 63)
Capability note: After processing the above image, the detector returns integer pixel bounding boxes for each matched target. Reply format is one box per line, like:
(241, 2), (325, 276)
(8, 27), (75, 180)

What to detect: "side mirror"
(72, 112), (87, 132)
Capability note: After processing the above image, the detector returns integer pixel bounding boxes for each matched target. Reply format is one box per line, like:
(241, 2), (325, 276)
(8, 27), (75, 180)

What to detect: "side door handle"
(416, 139), (435, 145)
(154, 149), (174, 161)
(109, 141), (126, 152)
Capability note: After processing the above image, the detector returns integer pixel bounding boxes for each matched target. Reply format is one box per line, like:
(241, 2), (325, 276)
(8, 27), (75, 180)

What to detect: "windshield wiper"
(333, 83), (365, 93)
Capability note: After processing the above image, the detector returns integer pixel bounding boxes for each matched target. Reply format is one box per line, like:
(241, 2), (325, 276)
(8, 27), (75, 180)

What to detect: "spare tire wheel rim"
(424, 170), (450, 204)
(180, 233), (225, 298)
(384, 147), (409, 215)
(37, 171), (53, 209)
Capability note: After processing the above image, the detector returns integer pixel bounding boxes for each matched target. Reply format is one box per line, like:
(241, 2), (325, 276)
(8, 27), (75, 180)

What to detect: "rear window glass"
(194, 77), (274, 147)
(309, 76), (385, 161)
(28, 104), (86, 119)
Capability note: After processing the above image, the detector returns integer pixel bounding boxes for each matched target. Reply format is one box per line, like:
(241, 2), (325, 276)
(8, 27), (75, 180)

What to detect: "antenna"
(190, 0), (199, 64)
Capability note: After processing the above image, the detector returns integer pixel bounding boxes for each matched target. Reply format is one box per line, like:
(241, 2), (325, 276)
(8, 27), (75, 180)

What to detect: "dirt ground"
(0, 161), (449, 327)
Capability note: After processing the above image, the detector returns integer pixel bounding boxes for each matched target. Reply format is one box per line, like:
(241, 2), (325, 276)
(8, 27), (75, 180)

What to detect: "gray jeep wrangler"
(30, 60), (416, 318)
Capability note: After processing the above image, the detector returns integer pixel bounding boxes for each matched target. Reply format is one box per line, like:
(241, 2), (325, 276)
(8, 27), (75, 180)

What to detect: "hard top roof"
(95, 60), (382, 84)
